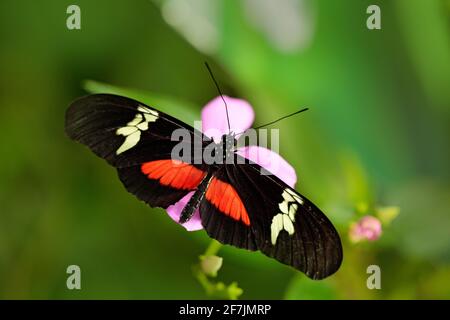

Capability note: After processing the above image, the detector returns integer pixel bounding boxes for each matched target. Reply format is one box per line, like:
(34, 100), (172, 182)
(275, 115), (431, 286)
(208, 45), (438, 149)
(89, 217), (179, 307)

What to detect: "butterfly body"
(179, 172), (213, 224)
(180, 134), (242, 224)
(65, 94), (342, 279)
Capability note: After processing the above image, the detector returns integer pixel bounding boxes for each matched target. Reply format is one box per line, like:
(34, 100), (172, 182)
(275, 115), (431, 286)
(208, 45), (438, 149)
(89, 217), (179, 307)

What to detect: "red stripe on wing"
(141, 160), (206, 190)
(205, 177), (251, 226)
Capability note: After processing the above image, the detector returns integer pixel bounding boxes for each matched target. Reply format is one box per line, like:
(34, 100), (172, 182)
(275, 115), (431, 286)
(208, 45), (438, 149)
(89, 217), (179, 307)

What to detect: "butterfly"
(65, 93), (342, 279)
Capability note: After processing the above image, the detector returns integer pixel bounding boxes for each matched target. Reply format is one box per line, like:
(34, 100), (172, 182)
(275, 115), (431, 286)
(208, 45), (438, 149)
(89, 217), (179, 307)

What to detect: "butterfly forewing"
(65, 94), (206, 167)
(200, 154), (342, 279)
(65, 94), (209, 208)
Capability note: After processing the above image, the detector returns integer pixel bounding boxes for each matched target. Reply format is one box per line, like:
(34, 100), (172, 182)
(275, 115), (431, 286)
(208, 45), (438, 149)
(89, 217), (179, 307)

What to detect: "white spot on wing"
(137, 105), (158, 115)
(279, 201), (288, 214)
(282, 214), (295, 235)
(115, 131), (141, 155)
(289, 203), (298, 217)
(116, 126), (138, 136)
(115, 105), (159, 155)
(270, 187), (302, 245)
(271, 214), (284, 245)
(286, 188), (303, 204)
(282, 190), (295, 202)
(143, 113), (158, 122)
(136, 121), (149, 131)
(127, 113), (143, 126)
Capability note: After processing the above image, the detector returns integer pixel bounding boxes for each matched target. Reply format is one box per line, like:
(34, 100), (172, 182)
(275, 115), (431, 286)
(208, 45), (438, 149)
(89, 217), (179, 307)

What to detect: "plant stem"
(204, 239), (223, 257)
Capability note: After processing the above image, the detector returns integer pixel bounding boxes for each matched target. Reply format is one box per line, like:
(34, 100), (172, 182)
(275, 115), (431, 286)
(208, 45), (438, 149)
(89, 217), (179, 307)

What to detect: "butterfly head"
(219, 133), (237, 160)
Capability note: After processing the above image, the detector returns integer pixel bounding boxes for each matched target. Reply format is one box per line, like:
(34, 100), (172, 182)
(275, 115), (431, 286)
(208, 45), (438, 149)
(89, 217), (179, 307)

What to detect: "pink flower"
(166, 96), (298, 231)
(349, 215), (382, 243)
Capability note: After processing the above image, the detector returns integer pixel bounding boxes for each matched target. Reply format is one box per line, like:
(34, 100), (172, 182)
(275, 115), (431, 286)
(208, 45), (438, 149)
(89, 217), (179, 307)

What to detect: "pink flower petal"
(349, 215), (382, 243)
(202, 96), (255, 142)
(166, 192), (203, 231)
(237, 145), (297, 188)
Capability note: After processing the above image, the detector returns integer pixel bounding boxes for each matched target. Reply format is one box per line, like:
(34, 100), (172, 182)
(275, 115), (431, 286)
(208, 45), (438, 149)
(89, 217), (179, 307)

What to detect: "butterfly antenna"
(204, 62), (231, 133)
(235, 108), (309, 136)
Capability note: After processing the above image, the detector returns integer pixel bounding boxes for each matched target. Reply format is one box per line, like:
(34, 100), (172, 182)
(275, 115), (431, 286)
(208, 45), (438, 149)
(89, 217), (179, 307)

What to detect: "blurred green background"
(0, 0), (449, 299)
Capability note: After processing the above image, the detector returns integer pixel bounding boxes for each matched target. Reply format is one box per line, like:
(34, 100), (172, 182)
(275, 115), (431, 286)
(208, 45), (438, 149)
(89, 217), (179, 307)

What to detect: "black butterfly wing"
(200, 156), (342, 279)
(199, 167), (258, 251)
(65, 94), (206, 167)
(65, 94), (209, 208)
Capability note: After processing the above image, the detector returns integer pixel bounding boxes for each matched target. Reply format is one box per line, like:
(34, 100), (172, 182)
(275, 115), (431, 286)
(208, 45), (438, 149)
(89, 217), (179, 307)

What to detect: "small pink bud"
(349, 215), (382, 243)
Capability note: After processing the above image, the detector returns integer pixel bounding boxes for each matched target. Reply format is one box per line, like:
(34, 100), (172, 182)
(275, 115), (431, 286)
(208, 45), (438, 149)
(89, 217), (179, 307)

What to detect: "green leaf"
(376, 206), (400, 226)
(83, 80), (199, 125)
